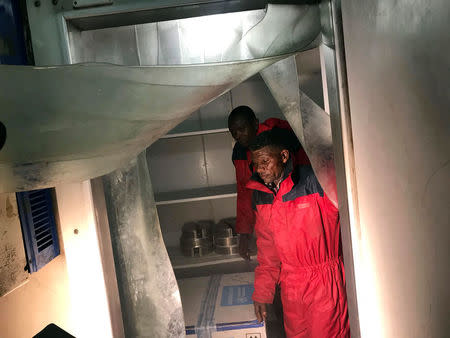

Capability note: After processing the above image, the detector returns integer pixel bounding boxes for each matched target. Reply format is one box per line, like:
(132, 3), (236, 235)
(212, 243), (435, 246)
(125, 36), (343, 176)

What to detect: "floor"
(265, 286), (286, 338)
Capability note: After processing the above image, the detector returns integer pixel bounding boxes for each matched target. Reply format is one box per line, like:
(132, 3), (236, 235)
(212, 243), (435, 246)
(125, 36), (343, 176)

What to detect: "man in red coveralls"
(228, 106), (309, 259)
(248, 128), (350, 337)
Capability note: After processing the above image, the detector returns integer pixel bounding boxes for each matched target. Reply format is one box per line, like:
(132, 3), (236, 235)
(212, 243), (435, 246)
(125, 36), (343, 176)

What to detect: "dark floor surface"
(265, 285), (286, 338)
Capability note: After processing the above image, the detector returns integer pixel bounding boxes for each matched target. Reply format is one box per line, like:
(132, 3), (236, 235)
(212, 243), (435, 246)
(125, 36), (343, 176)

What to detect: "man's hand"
(253, 301), (268, 323)
(239, 234), (251, 260)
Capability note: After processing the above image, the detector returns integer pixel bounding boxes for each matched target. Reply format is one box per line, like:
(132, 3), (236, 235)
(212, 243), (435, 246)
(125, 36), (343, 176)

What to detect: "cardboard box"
(178, 272), (266, 338)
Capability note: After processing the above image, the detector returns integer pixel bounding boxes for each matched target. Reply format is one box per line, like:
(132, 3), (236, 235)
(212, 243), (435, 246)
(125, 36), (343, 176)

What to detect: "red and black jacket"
(232, 118), (309, 234)
(247, 159), (341, 304)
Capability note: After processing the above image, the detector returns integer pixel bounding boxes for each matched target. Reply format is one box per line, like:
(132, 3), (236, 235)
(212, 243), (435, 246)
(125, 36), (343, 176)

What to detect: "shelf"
(160, 128), (229, 139)
(155, 184), (236, 205)
(167, 246), (257, 270)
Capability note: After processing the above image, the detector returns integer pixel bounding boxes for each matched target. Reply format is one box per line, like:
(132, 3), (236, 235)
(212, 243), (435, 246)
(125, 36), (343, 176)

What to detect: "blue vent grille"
(17, 189), (60, 272)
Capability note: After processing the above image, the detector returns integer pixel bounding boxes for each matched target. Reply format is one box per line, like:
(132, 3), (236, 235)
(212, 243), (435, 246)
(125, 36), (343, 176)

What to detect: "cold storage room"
(145, 47), (325, 335)
(64, 5), (329, 335)
(2, 1), (449, 338)
(0, 1), (352, 337)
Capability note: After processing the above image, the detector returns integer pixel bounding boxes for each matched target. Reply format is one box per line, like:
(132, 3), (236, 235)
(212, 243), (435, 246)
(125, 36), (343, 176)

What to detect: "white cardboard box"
(178, 272), (266, 338)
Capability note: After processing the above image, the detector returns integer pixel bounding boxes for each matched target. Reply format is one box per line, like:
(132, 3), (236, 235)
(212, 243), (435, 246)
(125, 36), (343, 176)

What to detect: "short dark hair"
(228, 105), (256, 127)
(249, 128), (300, 153)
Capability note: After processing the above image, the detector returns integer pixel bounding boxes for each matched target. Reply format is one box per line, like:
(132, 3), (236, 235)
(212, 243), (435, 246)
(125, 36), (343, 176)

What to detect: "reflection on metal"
(180, 221), (214, 257)
(0, 55), (285, 192)
(72, 0), (113, 9)
(320, 1), (360, 334)
(299, 90), (337, 206)
(214, 218), (239, 255)
(338, 0), (450, 336)
(0, 4), (324, 192)
(68, 4), (321, 65)
(260, 56), (305, 144)
(102, 151), (184, 337)
(261, 57), (337, 205)
(319, 0), (334, 47)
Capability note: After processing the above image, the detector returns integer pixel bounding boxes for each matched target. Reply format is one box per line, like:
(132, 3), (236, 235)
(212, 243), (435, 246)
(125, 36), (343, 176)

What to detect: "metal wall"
(341, 1), (450, 336)
(26, 1), (320, 66)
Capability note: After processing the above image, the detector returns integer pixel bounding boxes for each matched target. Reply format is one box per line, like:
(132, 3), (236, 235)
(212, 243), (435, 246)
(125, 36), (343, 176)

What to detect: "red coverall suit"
(248, 161), (350, 337)
(232, 118), (309, 234)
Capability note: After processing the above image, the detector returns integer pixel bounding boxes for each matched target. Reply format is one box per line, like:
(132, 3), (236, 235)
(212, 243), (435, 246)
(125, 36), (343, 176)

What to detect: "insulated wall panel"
(341, 1), (450, 337)
(198, 92), (233, 131)
(230, 78), (284, 122)
(208, 198), (236, 225)
(147, 136), (208, 194)
(203, 133), (236, 187)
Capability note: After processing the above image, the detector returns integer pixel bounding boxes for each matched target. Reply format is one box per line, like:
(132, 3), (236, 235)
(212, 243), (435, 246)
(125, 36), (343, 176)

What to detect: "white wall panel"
(203, 133), (235, 187)
(209, 198), (236, 223)
(168, 110), (203, 134)
(198, 92), (233, 130)
(147, 136), (208, 194)
(341, 1), (450, 336)
(296, 48), (324, 109)
(230, 77), (284, 122)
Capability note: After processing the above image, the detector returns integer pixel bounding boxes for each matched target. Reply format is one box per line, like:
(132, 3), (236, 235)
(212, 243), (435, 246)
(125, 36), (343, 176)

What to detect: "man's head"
(228, 106), (259, 148)
(249, 129), (290, 184)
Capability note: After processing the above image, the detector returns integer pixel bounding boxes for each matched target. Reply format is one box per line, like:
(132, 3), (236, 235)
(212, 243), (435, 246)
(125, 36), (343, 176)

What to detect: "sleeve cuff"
(252, 292), (274, 304)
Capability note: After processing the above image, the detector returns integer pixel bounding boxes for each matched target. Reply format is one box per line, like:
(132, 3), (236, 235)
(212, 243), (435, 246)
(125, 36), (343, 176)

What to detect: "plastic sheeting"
(0, 55), (285, 192)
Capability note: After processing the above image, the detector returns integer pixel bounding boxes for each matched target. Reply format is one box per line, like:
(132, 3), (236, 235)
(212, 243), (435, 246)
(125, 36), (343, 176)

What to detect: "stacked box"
(178, 272), (266, 338)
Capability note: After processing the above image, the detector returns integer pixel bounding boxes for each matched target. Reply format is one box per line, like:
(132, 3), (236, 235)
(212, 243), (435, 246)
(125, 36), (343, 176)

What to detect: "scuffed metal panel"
(261, 57), (337, 205)
(0, 55), (284, 192)
(67, 5), (320, 65)
(0, 3), (323, 192)
(102, 152), (184, 337)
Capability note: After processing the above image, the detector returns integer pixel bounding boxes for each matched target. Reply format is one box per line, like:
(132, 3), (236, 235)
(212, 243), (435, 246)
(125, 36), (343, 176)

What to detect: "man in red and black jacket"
(248, 128), (350, 337)
(228, 106), (309, 259)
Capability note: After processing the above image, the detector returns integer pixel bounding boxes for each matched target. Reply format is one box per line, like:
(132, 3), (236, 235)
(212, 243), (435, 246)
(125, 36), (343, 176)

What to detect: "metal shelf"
(167, 246), (256, 270)
(155, 184), (236, 205)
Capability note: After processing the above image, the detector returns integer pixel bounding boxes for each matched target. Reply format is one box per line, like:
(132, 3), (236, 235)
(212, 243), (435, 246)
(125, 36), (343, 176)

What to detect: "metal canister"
(180, 220), (214, 257)
(214, 218), (239, 255)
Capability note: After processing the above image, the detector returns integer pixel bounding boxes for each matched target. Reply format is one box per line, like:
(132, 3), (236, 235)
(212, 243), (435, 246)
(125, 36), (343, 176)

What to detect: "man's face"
(229, 118), (258, 148)
(251, 146), (289, 184)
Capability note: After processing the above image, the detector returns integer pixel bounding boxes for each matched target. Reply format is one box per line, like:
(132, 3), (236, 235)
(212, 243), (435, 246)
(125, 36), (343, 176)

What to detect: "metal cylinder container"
(214, 237), (239, 247)
(215, 245), (240, 255)
(180, 220), (214, 257)
(214, 218), (239, 255)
